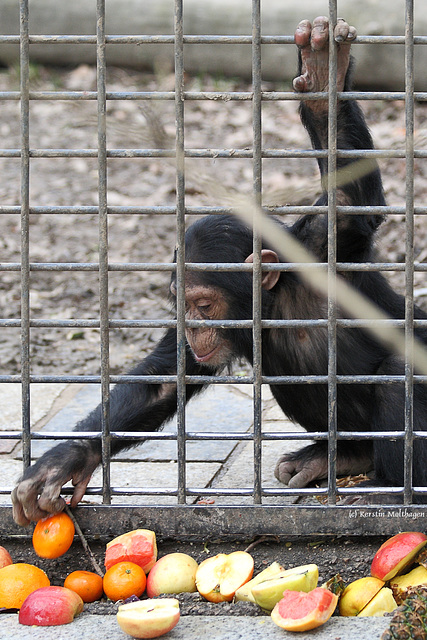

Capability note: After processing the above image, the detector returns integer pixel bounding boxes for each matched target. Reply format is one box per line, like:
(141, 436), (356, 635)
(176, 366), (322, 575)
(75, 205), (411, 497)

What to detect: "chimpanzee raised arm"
(12, 17), (427, 524)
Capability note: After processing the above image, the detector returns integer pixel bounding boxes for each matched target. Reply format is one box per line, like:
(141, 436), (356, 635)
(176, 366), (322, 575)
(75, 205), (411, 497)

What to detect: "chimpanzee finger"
(334, 19), (357, 43)
(11, 486), (31, 527)
(11, 477), (54, 524)
(70, 475), (92, 508)
(37, 481), (67, 515)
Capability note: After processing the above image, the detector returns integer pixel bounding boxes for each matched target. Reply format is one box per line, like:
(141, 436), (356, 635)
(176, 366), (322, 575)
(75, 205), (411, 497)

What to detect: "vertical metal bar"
(19, 0), (31, 470)
(327, 3), (338, 505)
(96, 0), (111, 504)
(174, 0), (187, 504)
(403, 0), (415, 504)
(251, 0), (262, 504)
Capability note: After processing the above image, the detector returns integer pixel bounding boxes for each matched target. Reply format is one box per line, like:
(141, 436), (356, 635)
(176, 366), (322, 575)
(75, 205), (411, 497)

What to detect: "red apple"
(19, 586), (83, 626)
(0, 546), (12, 569)
(195, 551), (254, 603)
(146, 552), (198, 597)
(371, 532), (427, 581)
(105, 529), (157, 574)
(117, 597), (180, 639)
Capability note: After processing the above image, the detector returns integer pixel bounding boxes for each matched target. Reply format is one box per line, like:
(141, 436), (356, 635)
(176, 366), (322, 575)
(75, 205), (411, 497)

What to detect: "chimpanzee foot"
(274, 453), (328, 488)
(293, 17), (356, 98)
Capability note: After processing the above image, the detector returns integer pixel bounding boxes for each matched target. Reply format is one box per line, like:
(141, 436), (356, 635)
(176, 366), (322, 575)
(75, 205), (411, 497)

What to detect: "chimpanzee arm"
(291, 18), (386, 262)
(12, 328), (207, 525)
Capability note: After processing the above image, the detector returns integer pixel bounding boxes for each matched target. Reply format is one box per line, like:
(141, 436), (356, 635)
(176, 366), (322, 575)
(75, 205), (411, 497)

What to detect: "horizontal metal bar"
(1, 261), (427, 274)
(1, 90), (426, 102)
(1, 147), (426, 160)
(0, 374), (426, 384)
(1, 318), (427, 331)
(3, 429), (424, 441)
(0, 34), (426, 46)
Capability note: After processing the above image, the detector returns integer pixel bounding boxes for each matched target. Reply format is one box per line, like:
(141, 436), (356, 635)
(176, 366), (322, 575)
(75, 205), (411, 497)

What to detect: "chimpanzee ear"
(245, 249), (280, 290)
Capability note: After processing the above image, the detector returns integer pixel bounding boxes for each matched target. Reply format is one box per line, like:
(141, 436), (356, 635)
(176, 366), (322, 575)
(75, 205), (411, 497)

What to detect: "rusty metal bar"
(327, 3), (338, 505)
(96, 0), (111, 504)
(174, 0), (187, 505)
(403, 0), (415, 504)
(19, 0), (31, 471)
(251, 0), (263, 505)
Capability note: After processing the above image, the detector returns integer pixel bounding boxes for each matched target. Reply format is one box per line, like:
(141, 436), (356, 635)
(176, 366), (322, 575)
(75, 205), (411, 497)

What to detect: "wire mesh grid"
(0, 0), (426, 537)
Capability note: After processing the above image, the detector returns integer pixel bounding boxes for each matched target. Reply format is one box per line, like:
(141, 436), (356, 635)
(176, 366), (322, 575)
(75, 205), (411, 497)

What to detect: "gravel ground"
(0, 64), (426, 378)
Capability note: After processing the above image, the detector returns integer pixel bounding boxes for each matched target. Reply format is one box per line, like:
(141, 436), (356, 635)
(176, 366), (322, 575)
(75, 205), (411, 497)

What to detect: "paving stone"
(0, 382), (68, 431)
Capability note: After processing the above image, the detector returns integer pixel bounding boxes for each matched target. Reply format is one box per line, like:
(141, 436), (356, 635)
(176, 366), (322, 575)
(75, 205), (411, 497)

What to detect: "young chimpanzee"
(12, 18), (427, 525)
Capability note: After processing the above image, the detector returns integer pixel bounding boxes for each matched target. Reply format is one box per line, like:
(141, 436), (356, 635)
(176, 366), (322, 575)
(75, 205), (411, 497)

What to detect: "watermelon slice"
(271, 587), (338, 632)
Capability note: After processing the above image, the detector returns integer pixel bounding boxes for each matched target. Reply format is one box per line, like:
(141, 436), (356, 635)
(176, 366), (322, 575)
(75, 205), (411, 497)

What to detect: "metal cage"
(0, 0), (427, 538)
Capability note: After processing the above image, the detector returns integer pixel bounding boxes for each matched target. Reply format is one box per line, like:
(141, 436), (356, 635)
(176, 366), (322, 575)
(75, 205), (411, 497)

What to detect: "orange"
(32, 511), (75, 559)
(0, 563), (50, 608)
(103, 561), (146, 602)
(64, 570), (104, 603)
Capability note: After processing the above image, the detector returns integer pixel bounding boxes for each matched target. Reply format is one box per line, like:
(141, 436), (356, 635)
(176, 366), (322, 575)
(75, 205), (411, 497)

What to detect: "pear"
(252, 564), (319, 611)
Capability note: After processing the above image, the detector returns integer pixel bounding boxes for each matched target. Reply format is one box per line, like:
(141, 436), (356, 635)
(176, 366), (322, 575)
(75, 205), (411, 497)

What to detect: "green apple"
(234, 561), (284, 603)
(251, 564), (319, 611)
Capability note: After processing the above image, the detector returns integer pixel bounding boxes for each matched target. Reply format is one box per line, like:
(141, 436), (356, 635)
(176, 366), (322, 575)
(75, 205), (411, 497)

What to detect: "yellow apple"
(146, 553), (198, 597)
(251, 564), (319, 611)
(195, 551), (254, 603)
(390, 565), (427, 604)
(117, 598), (180, 639)
(371, 532), (427, 581)
(357, 587), (397, 617)
(234, 561), (284, 603)
(339, 577), (384, 616)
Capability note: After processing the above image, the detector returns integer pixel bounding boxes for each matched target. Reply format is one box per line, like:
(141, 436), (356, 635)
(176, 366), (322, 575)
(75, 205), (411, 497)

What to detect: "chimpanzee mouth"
(193, 345), (220, 363)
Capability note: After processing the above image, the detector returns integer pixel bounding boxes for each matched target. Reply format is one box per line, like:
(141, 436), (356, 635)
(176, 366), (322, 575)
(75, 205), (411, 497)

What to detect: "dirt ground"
(0, 63), (427, 378)
(4, 534), (383, 615)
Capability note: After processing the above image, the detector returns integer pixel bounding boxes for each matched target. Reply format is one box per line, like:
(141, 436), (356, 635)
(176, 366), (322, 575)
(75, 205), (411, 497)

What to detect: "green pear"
(234, 561), (284, 603)
(252, 564), (319, 611)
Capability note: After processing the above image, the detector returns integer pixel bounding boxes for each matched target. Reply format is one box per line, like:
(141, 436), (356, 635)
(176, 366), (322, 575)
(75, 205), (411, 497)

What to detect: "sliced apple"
(357, 587), (397, 617)
(390, 565), (427, 605)
(195, 551), (254, 603)
(339, 577), (384, 616)
(371, 532), (427, 582)
(105, 529), (157, 574)
(19, 586), (83, 626)
(251, 564), (319, 611)
(146, 553), (198, 597)
(117, 597), (180, 639)
(234, 561), (284, 603)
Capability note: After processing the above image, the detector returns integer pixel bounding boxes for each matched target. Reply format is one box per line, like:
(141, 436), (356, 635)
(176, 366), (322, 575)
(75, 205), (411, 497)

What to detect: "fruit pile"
(2, 517), (427, 637)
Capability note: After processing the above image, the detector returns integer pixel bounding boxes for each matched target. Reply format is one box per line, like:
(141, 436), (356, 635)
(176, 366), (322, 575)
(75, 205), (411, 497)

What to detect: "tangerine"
(32, 511), (75, 559)
(0, 563), (50, 608)
(64, 570), (104, 603)
(103, 561), (146, 602)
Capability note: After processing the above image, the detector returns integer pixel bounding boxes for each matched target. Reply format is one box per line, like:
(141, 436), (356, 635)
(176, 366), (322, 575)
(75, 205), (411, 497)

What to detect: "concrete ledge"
(0, 612), (391, 640)
(0, 0), (426, 88)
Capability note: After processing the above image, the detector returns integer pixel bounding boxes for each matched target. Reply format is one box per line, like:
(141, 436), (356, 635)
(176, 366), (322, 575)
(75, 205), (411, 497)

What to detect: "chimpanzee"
(12, 17), (427, 525)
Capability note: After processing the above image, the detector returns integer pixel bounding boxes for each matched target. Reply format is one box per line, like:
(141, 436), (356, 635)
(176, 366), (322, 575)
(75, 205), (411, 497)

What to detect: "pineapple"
(381, 586), (427, 640)
(322, 573), (346, 598)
